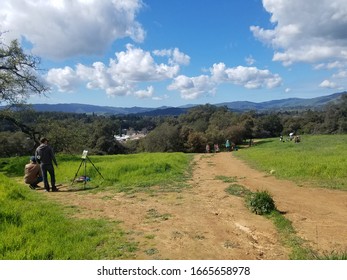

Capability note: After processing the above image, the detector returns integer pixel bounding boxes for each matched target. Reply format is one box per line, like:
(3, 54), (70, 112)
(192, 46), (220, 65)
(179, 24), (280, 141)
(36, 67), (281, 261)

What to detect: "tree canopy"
(1, 35), (346, 156)
(0, 37), (48, 105)
(0, 95), (347, 157)
(1, 35), (49, 146)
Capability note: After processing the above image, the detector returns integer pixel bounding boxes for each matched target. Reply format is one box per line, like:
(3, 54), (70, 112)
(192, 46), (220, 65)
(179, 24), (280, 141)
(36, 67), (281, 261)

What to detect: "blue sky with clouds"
(2, 0), (347, 108)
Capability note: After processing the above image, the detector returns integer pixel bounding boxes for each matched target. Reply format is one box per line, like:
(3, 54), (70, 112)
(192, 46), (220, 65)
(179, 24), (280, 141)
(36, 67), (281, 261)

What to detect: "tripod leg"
(71, 159), (85, 185)
(87, 156), (104, 179)
(84, 159), (87, 188)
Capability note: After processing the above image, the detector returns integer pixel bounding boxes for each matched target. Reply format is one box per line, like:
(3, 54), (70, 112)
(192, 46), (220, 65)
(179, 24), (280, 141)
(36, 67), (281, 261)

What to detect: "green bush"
(246, 190), (275, 215)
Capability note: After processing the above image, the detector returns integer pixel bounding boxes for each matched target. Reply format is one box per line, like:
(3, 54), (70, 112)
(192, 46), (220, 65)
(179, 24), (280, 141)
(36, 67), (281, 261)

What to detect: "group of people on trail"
(205, 143), (220, 153)
(206, 139), (237, 153)
(225, 139), (237, 151)
(24, 137), (59, 192)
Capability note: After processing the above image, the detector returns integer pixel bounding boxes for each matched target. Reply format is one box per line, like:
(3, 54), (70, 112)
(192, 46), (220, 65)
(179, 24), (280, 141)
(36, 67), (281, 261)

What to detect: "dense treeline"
(0, 94), (346, 157)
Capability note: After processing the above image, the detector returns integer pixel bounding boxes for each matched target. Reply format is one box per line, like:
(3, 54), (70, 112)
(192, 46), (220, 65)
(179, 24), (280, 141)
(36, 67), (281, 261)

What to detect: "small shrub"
(246, 190), (275, 215)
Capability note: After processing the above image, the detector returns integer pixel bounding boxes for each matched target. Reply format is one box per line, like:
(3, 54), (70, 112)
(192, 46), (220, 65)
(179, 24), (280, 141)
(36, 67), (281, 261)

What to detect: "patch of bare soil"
(47, 152), (347, 259)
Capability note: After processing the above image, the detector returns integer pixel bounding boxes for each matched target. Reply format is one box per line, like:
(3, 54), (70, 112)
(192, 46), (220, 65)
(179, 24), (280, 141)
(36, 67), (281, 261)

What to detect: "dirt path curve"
(49, 152), (347, 259)
(229, 153), (347, 254)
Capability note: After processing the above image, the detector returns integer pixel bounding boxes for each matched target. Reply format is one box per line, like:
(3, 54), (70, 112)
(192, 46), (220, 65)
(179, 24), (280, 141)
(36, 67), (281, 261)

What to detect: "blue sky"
(2, 0), (347, 108)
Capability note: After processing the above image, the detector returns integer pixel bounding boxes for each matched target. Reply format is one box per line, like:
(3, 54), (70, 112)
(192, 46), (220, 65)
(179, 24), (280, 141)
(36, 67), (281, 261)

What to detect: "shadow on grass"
(35, 184), (100, 193)
(66, 186), (99, 192)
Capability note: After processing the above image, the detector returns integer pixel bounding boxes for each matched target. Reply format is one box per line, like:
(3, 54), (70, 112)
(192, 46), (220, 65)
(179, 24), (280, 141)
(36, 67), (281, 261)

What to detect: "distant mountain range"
(26, 91), (346, 116)
(218, 91), (345, 112)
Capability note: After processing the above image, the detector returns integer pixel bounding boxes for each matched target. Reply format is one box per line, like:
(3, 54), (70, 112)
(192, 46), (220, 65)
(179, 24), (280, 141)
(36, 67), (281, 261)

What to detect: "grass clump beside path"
(235, 134), (347, 190)
(245, 191), (275, 215)
(224, 183), (317, 259)
(223, 180), (346, 260)
(267, 210), (314, 260)
(0, 173), (136, 260)
(267, 211), (345, 260)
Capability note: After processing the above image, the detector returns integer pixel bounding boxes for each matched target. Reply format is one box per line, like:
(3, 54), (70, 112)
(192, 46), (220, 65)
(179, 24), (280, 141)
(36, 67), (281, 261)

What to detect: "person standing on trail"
(24, 156), (42, 189)
(225, 139), (231, 151)
(206, 144), (210, 153)
(35, 137), (58, 192)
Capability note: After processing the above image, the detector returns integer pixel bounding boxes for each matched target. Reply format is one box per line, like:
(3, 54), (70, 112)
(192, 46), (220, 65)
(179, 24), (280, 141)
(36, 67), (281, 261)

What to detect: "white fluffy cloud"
(47, 45), (187, 97)
(110, 44), (180, 82)
(46, 66), (81, 92)
(168, 63), (282, 100)
(48, 50), (282, 101)
(134, 86), (154, 98)
(319, 79), (338, 89)
(0, 0), (145, 59)
(168, 75), (216, 100)
(251, 0), (347, 66)
(211, 63), (282, 89)
(333, 70), (347, 79)
(153, 48), (191, 66)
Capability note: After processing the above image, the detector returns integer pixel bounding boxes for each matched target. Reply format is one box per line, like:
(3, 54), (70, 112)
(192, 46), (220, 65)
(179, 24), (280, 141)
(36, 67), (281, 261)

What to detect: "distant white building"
(115, 134), (130, 142)
(114, 132), (146, 142)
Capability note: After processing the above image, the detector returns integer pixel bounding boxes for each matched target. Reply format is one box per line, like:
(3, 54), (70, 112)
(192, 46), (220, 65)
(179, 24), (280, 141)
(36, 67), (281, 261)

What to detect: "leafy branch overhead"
(0, 37), (49, 105)
(0, 34), (49, 147)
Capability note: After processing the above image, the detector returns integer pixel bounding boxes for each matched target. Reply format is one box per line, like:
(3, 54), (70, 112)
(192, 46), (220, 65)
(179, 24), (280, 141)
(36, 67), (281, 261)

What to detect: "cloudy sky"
(2, 0), (347, 107)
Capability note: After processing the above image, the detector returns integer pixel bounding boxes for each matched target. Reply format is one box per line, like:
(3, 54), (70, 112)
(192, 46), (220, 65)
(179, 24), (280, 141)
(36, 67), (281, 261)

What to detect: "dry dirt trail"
(49, 152), (347, 259)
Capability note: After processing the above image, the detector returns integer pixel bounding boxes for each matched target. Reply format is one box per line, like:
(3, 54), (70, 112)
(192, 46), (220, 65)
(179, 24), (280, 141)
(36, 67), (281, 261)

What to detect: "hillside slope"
(22, 91), (347, 115)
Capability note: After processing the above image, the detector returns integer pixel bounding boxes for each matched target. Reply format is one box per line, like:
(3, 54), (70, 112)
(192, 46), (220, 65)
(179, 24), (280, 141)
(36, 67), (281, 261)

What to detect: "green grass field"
(1, 152), (193, 192)
(0, 173), (137, 259)
(235, 134), (347, 190)
(1, 135), (346, 259)
(0, 152), (192, 259)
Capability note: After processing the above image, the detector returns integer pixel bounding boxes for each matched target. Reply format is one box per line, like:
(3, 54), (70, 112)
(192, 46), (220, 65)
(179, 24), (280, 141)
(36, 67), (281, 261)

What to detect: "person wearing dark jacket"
(35, 137), (58, 192)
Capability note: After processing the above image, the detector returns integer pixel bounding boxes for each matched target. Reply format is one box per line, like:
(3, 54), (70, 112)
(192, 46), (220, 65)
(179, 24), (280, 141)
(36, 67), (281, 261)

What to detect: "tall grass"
(0, 152), (192, 259)
(0, 173), (136, 259)
(236, 135), (347, 190)
(1, 152), (193, 192)
(92, 153), (193, 191)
